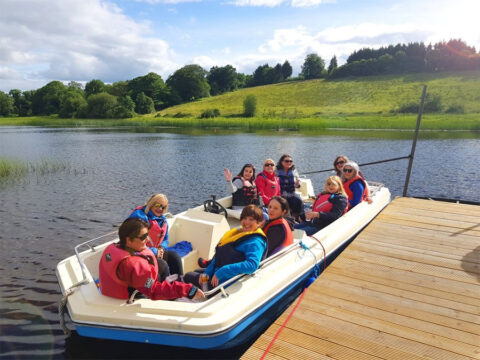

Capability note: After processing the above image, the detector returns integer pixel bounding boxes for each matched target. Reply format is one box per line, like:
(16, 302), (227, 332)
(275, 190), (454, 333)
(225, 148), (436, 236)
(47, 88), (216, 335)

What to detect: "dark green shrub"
(243, 95), (257, 117)
(200, 108), (221, 118)
(396, 94), (443, 113)
(445, 104), (465, 114)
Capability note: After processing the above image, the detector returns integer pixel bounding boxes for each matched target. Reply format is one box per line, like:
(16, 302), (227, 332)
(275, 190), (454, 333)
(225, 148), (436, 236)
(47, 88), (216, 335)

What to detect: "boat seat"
(168, 209), (230, 272)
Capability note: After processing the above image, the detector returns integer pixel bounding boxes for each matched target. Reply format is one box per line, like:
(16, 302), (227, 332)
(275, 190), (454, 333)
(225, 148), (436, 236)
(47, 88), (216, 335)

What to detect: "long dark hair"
(276, 154), (295, 171)
(236, 163), (256, 180)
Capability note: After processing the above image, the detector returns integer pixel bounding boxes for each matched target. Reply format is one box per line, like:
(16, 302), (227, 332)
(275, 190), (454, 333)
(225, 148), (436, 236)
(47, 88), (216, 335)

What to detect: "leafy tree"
(135, 92), (155, 114)
(272, 63), (284, 83)
(207, 65), (238, 95)
(67, 81), (83, 90)
(31, 81), (67, 115)
(127, 72), (168, 110)
(0, 91), (14, 116)
(236, 73), (247, 89)
(327, 56), (338, 75)
(84, 79), (106, 98)
(243, 95), (257, 117)
(85, 92), (117, 118)
(59, 90), (87, 118)
(166, 65), (210, 103)
(109, 81), (129, 97)
(252, 64), (272, 86)
(281, 60), (293, 79)
(114, 95), (135, 118)
(301, 53), (326, 79)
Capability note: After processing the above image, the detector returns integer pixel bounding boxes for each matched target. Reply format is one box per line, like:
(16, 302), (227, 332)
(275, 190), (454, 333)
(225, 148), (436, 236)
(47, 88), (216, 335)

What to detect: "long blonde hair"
(144, 193), (169, 214)
(325, 176), (346, 196)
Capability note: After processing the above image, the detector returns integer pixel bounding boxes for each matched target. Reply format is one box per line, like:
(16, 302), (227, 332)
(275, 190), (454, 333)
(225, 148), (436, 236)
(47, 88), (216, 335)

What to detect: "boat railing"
(73, 231), (118, 284)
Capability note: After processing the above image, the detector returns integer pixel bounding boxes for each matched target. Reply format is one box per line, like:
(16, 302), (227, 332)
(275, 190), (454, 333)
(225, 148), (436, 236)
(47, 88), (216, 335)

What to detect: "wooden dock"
(241, 197), (480, 360)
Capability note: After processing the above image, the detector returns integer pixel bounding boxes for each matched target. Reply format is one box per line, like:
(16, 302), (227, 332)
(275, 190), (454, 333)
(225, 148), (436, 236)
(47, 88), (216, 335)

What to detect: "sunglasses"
(284, 160), (293, 163)
(264, 163), (275, 167)
(335, 160), (345, 165)
(137, 232), (149, 241)
(343, 168), (354, 173)
(153, 203), (167, 210)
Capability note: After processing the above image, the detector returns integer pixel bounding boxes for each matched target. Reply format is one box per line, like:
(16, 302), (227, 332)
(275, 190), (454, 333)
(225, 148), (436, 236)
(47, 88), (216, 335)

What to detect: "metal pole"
(403, 85), (427, 197)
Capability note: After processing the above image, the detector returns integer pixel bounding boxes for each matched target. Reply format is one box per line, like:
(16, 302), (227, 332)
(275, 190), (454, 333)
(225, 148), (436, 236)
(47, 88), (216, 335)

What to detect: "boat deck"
(241, 197), (480, 360)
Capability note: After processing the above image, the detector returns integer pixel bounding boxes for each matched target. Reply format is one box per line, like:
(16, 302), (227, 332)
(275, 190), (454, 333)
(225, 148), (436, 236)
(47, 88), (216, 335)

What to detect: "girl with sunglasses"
(333, 155), (349, 177)
(224, 164), (260, 209)
(99, 218), (204, 301)
(255, 159), (281, 206)
(294, 176), (348, 235)
(129, 193), (183, 280)
(342, 162), (368, 209)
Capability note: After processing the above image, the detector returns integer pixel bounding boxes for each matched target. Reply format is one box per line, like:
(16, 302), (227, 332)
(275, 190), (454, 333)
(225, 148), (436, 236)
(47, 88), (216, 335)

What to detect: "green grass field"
(1, 71), (480, 130)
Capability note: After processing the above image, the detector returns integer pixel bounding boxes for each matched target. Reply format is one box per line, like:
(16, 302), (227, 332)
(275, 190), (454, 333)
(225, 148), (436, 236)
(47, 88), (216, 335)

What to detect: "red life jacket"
(256, 172), (280, 205)
(343, 176), (368, 203)
(231, 176), (259, 206)
(134, 206), (168, 248)
(263, 217), (294, 249)
(99, 243), (158, 299)
(312, 193), (334, 212)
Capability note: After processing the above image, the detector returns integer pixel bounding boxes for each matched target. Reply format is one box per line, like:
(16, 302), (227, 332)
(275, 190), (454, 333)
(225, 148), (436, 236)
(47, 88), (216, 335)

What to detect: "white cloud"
(135, 0), (201, 4)
(230, 0), (333, 6)
(291, 0), (334, 7)
(0, 0), (178, 91)
(230, 0), (285, 7)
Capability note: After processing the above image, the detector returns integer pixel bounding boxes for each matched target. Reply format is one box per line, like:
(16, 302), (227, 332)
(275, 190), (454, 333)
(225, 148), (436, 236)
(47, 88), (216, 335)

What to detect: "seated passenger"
(275, 154), (303, 219)
(255, 159), (281, 206)
(185, 205), (267, 290)
(263, 196), (294, 257)
(224, 164), (260, 209)
(342, 162), (368, 209)
(128, 194), (183, 280)
(294, 176), (348, 236)
(333, 155), (349, 177)
(99, 218), (204, 301)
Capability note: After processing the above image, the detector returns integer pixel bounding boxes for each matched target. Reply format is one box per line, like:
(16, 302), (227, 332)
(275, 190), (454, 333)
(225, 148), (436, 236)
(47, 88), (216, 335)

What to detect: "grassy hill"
(160, 71), (480, 118)
(1, 71), (479, 131)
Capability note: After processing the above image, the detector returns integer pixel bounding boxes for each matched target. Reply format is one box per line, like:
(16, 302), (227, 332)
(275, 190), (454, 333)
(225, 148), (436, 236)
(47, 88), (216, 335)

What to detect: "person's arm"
(213, 237), (266, 283)
(227, 178), (243, 194)
(255, 176), (269, 205)
(161, 220), (169, 248)
(117, 257), (195, 300)
(348, 180), (365, 208)
(293, 168), (301, 188)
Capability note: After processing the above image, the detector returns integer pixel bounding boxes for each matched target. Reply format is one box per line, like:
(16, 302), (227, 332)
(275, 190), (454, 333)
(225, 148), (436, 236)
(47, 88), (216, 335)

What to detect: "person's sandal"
(197, 257), (210, 268)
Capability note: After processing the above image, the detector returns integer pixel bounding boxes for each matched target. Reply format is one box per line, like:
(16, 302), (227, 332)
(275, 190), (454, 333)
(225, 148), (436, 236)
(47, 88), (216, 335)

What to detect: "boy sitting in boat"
(99, 218), (205, 301)
(185, 205), (267, 290)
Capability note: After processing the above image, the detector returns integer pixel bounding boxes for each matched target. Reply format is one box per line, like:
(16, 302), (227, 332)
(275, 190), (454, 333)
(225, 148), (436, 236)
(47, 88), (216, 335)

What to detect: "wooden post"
(403, 85), (427, 197)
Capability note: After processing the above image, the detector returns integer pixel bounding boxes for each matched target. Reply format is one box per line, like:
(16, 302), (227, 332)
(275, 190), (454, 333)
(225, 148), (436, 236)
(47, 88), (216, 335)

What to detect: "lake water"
(1, 126), (479, 359)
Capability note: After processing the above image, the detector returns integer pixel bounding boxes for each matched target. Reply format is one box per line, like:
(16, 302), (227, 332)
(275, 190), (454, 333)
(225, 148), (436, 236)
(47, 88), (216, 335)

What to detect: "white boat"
(56, 179), (391, 349)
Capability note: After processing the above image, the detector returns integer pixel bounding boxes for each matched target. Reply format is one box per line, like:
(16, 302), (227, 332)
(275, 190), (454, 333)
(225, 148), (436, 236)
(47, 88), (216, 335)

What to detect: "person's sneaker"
(197, 257), (210, 268)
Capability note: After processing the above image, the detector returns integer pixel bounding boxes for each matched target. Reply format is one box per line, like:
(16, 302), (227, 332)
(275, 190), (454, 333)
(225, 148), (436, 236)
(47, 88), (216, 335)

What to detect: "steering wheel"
(203, 196), (228, 218)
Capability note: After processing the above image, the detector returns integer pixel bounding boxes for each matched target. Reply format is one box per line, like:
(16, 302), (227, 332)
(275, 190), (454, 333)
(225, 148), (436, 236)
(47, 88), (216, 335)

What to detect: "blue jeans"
(294, 221), (319, 236)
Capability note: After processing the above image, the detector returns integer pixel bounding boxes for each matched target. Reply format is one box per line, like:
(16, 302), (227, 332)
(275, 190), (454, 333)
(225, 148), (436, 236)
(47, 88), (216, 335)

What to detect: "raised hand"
(224, 168), (233, 182)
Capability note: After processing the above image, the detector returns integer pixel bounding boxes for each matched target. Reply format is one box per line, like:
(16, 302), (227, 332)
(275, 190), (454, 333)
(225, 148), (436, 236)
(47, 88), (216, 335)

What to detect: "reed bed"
(0, 157), (69, 180)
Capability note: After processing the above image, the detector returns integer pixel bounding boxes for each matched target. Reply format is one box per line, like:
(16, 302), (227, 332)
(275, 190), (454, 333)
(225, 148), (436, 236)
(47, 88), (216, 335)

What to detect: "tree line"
(0, 39), (478, 118)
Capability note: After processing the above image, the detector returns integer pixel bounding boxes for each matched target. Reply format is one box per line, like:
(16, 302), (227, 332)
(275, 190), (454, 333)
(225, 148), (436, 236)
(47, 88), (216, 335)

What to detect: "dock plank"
(241, 198), (480, 360)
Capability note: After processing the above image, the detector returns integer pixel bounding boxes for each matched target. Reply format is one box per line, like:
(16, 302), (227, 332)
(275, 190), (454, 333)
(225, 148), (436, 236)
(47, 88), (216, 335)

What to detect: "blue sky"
(1, 0), (479, 92)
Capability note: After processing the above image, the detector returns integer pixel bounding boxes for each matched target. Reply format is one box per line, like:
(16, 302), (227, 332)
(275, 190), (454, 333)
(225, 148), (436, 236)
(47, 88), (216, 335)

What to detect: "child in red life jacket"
(99, 218), (205, 301)
(294, 176), (348, 236)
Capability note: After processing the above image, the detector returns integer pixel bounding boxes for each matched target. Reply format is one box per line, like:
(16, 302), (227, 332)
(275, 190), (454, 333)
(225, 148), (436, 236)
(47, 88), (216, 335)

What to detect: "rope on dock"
(260, 288), (307, 360)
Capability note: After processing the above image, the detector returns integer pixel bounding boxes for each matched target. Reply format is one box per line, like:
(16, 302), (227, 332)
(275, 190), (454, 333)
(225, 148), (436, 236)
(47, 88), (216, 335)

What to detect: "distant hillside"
(159, 71), (480, 118)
